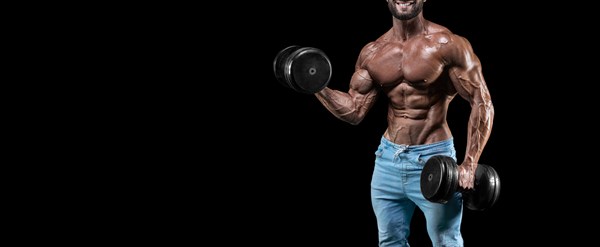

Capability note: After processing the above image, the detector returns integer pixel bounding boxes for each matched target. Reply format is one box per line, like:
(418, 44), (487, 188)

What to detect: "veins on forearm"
(466, 100), (494, 165)
(317, 90), (356, 117)
(316, 89), (376, 124)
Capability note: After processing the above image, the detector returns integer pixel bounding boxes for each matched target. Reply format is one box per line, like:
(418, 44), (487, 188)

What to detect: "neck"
(391, 14), (427, 41)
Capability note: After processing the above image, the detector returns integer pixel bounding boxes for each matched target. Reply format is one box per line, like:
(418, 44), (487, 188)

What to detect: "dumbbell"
(420, 155), (501, 211)
(273, 45), (332, 94)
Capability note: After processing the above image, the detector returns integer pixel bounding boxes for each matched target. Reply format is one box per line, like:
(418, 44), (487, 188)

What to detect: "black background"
(118, 0), (584, 246)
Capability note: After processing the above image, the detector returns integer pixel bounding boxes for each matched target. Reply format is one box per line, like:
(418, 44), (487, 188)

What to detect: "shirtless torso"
(313, 1), (494, 245)
(314, 5), (493, 189)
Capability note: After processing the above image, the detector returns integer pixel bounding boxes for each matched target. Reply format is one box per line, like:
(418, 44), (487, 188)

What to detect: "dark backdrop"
(247, 2), (510, 246)
(122, 0), (577, 246)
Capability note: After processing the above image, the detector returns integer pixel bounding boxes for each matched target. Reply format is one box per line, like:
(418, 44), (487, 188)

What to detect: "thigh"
(419, 192), (464, 246)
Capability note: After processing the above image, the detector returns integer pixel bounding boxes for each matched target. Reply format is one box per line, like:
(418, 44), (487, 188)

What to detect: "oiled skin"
(315, 0), (493, 189)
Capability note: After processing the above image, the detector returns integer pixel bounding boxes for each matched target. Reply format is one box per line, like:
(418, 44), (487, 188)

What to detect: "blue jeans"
(371, 136), (463, 247)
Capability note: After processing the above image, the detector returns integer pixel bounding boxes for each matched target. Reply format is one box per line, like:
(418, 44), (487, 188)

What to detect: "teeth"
(395, 1), (413, 6)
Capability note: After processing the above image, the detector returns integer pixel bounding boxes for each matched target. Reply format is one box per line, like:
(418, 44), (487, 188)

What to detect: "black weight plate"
(421, 155), (447, 203)
(487, 165), (501, 209)
(286, 47), (331, 94)
(273, 45), (301, 90)
(441, 156), (459, 203)
(432, 156), (458, 204)
(464, 164), (500, 211)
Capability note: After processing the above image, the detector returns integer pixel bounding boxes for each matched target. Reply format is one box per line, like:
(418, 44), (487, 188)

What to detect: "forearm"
(315, 87), (367, 125)
(463, 100), (494, 167)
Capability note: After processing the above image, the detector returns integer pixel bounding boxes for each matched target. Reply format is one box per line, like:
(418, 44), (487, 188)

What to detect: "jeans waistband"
(380, 136), (454, 152)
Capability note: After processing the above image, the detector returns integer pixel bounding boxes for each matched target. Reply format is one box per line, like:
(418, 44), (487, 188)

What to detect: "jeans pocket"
(374, 145), (384, 158)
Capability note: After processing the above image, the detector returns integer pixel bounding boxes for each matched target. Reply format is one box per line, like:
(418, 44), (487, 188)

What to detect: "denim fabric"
(371, 136), (463, 247)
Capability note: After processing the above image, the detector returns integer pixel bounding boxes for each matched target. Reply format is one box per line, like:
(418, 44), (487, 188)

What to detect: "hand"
(457, 163), (476, 190)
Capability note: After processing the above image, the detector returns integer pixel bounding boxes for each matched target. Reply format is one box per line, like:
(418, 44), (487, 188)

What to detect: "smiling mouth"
(395, 1), (415, 7)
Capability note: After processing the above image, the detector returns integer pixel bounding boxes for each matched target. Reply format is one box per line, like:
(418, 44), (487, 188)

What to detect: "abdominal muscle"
(382, 84), (453, 145)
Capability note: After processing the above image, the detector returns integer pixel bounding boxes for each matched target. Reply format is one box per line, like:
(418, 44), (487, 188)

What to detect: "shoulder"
(426, 23), (475, 63)
(355, 30), (391, 68)
(426, 22), (469, 47)
(360, 37), (385, 58)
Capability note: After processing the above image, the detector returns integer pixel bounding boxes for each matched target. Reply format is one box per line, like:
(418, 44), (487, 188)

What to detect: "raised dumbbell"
(420, 155), (501, 211)
(273, 45), (332, 94)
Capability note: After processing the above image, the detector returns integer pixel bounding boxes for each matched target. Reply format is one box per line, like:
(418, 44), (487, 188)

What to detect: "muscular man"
(314, 0), (494, 246)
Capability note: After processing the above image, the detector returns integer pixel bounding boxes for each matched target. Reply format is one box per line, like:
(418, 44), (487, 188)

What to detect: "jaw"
(389, 0), (423, 21)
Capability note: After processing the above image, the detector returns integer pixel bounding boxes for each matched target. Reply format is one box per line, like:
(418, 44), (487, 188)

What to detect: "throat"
(393, 17), (428, 41)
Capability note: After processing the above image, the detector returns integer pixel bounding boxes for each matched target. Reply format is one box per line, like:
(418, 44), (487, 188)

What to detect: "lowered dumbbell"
(420, 155), (501, 211)
(273, 45), (332, 94)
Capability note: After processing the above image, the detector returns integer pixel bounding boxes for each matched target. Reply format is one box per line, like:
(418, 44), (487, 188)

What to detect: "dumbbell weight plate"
(464, 164), (501, 211)
(420, 155), (457, 204)
(421, 155), (501, 210)
(273, 45), (301, 90)
(273, 46), (332, 94)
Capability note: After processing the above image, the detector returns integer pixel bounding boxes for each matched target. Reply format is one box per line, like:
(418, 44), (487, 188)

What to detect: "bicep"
(449, 63), (487, 103)
(447, 39), (490, 103)
(350, 42), (379, 95)
(345, 42), (380, 111)
(349, 68), (378, 98)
